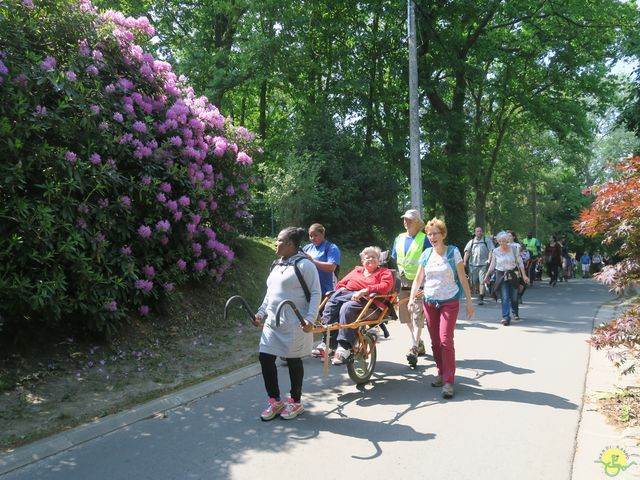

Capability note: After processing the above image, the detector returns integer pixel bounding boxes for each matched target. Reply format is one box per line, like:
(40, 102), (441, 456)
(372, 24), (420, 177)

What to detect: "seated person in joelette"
(317, 246), (394, 365)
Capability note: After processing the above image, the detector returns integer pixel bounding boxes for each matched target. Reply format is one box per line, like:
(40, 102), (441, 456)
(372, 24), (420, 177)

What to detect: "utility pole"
(407, 0), (422, 214)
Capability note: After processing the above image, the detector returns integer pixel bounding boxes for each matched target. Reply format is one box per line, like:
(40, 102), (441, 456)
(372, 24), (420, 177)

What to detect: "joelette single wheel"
(347, 333), (377, 384)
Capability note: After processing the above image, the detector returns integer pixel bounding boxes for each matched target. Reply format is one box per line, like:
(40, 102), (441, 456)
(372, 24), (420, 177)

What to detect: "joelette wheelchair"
(224, 266), (416, 385)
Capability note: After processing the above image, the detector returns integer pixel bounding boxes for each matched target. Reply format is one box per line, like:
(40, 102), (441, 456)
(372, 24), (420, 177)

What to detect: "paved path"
(0, 279), (617, 479)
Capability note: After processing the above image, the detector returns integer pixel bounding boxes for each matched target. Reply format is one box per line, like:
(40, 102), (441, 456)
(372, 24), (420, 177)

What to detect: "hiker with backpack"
(483, 231), (529, 326)
(313, 246), (394, 365)
(408, 218), (474, 399)
(254, 227), (321, 421)
(303, 223), (341, 295)
(463, 226), (494, 305)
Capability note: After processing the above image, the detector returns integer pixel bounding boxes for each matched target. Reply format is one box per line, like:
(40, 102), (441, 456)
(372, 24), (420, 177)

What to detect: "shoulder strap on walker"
(270, 253), (311, 302)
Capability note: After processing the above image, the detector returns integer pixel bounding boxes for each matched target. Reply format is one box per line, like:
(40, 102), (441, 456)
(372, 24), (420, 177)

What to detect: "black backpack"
(270, 253), (311, 302)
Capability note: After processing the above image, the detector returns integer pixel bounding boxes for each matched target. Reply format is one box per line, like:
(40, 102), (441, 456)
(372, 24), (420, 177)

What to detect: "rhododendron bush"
(0, 0), (256, 333)
(575, 154), (640, 373)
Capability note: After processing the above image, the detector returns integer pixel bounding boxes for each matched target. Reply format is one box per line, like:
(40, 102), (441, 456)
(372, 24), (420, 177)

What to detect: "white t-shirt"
(419, 247), (463, 301)
(489, 247), (524, 272)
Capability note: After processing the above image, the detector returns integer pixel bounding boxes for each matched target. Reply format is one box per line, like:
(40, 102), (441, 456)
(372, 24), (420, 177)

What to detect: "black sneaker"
(478, 295), (484, 306)
(406, 346), (418, 367)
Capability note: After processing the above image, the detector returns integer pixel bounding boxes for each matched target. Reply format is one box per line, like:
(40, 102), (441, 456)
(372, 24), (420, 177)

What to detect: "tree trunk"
(531, 179), (538, 235)
(474, 189), (487, 230)
(365, 12), (380, 151)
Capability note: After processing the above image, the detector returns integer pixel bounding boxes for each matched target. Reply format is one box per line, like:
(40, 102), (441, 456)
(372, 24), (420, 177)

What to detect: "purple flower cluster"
(134, 279), (153, 291)
(40, 56), (57, 72)
(137, 225), (152, 238)
(5, 0), (257, 325)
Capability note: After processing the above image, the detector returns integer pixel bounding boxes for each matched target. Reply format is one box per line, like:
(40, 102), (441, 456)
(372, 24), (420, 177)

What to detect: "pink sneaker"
(280, 397), (304, 420)
(260, 398), (284, 421)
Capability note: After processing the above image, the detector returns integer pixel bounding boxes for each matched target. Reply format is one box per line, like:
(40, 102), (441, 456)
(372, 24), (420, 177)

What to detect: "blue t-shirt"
(580, 255), (591, 265)
(303, 240), (341, 294)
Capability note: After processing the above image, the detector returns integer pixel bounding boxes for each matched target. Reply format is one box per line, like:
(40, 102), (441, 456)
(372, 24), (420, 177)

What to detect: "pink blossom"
(98, 198), (109, 208)
(90, 104), (100, 114)
(156, 219), (170, 232)
(65, 151), (77, 163)
(236, 152), (252, 165)
(192, 242), (202, 256)
(154, 60), (172, 72)
(138, 305), (150, 316)
(133, 121), (147, 133)
(85, 65), (99, 76)
(163, 282), (175, 291)
(113, 112), (124, 122)
(156, 192), (166, 203)
(141, 175), (152, 185)
(169, 136), (182, 147)
(105, 300), (118, 312)
(186, 223), (197, 234)
(120, 245), (132, 255)
(173, 211), (183, 221)
(99, 122), (109, 130)
(160, 182), (172, 193)
(78, 39), (91, 57)
(34, 105), (47, 117)
(137, 225), (152, 238)
(40, 56), (57, 71)
(194, 259), (207, 271)
(198, 200), (207, 210)
(142, 265), (155, 279)
(135, 279), (153, 291)
(178, 195), (190, 207)
(89, 153), (101, 165)
(65, 71), (77, 81)
(22, 0), (34, 7)
(105, 84), (115, 93)
(120, 196), (131, 207)
(140, 63), (153, 78)
(166, 200), (178, 212)
(117, 78), (134, 91)
(176, 259), (187, 270)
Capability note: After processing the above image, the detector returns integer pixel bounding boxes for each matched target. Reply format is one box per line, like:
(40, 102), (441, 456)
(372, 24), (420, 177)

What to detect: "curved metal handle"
(224, 295), (256, 323)
(275, 299), (307, 327)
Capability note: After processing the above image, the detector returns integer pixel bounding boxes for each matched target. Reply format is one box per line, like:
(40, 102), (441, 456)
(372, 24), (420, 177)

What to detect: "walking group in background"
(252, 214), (602, 420)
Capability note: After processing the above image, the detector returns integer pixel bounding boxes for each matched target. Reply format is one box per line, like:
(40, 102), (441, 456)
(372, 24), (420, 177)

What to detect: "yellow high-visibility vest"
(522, 237), (541, 256)
(395, 231), (426, 280)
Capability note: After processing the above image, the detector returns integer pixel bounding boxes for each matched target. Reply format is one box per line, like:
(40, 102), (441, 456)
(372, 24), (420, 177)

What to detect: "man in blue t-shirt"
(302, 223), (341, 295)
(580, 252), (591, 278)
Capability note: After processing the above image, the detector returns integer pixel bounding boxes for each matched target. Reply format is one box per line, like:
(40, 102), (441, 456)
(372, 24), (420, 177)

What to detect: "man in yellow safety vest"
(522, 231), (542, 284)
(391, 209), (431, 367)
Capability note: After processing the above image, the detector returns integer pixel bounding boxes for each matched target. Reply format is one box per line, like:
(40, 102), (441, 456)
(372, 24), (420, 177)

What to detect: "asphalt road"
(1, 278), (612, 480)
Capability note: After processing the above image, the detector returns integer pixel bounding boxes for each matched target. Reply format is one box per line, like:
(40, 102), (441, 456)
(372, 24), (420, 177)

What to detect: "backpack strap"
(293, 257), (311, 302)
(270, 254), (311, 302)
(447, 245), (463, 298)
